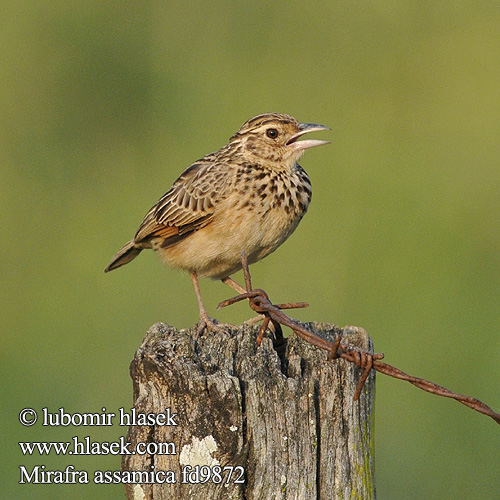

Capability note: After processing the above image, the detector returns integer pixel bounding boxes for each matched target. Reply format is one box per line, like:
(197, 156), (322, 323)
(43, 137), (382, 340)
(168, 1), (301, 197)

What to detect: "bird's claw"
(196, 313), (232, 336)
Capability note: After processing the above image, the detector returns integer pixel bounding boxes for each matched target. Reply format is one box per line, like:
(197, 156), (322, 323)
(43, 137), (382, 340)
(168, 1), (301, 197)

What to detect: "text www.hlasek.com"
(19, 436), (175, 456)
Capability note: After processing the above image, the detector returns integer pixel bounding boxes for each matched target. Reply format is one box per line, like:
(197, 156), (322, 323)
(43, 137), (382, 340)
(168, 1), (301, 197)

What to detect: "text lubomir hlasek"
(41, 407), (178, 426)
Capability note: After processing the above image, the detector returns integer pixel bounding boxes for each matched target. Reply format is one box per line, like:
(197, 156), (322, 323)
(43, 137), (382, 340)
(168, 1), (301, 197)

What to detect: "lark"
(105, 113), (329, 331)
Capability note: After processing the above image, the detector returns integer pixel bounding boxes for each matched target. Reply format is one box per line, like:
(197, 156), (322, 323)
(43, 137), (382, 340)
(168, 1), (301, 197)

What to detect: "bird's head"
(229, 113), (330, 170)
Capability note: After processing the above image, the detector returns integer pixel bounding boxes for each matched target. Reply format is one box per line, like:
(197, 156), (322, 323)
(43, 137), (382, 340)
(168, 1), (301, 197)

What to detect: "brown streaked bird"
(105, 113), (330, 332)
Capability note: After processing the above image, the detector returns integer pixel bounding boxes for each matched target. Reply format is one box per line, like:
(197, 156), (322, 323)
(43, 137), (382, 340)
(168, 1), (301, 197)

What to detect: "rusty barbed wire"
(217, 253), (500, 426)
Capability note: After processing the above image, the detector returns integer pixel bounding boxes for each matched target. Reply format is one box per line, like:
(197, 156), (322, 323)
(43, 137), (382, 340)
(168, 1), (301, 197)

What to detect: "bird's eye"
(266, 128), (278, 139)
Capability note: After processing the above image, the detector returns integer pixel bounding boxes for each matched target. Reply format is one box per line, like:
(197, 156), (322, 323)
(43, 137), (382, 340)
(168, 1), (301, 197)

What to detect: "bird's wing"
(134, 160), (230, 247)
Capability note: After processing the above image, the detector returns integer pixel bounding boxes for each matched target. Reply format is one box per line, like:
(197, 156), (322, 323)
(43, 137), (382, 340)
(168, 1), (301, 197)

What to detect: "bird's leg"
(190, 272), (227, 334)
(221, 276), (247, 294)
(221, 275), (267, 326)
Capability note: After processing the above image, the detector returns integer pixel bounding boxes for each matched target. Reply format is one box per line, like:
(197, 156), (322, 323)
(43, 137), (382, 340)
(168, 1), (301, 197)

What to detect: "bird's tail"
(104, 240), (142, 272)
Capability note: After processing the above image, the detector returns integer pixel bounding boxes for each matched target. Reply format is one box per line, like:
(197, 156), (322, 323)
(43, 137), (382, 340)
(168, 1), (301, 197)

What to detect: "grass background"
(2, 1), (499, 498)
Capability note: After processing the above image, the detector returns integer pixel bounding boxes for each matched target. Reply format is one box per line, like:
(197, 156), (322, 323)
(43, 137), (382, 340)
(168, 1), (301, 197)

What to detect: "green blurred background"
(2, 1), (499, 498)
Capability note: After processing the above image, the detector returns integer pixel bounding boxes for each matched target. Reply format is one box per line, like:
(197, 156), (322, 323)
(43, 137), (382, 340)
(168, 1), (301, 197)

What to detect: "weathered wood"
(122, 322), (376, 500)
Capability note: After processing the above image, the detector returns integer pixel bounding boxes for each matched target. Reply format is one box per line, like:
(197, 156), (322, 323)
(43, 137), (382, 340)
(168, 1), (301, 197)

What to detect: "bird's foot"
(240, 314), (267, 327)
(196, 312), (233, 336)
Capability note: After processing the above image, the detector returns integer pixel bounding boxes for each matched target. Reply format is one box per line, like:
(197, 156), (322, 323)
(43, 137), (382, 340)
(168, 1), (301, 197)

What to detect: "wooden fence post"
(122, 321), (376, 500)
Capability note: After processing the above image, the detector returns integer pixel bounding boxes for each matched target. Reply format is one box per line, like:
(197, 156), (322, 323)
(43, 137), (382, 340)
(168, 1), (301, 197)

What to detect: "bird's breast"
(157, 167), (312, 279)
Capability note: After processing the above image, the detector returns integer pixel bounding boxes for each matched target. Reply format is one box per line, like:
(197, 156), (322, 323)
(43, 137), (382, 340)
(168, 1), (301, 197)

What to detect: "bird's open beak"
(287, 123), (331, 151)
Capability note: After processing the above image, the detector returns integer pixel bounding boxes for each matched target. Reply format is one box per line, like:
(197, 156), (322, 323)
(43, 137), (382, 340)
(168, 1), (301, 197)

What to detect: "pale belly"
(157, 198), (306, 279)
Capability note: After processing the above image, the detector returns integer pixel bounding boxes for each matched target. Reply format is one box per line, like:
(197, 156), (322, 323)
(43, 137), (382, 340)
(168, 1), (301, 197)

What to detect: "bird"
(105, 113), (330, 332)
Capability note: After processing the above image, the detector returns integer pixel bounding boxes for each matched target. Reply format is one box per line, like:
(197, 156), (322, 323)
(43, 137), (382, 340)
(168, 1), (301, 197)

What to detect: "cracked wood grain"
(122, 322), (376, 500)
